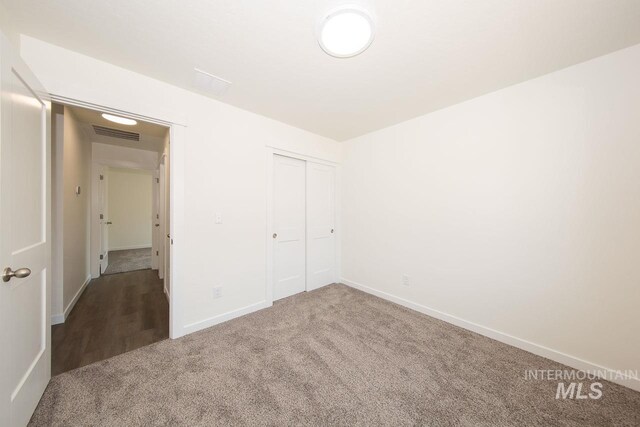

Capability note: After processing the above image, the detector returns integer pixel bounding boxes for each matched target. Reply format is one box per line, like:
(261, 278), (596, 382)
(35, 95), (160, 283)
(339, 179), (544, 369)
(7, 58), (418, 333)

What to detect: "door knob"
(331, 229), (334, 233)
(155, 223), (160, 227)
(273, 233), (277, 239)
(2, 267), (31, 282)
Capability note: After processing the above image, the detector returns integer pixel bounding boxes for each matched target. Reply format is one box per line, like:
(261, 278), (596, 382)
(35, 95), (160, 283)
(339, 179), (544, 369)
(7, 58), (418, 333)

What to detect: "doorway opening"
(50, 103), (171, 375)
(99, 167), (154, 275)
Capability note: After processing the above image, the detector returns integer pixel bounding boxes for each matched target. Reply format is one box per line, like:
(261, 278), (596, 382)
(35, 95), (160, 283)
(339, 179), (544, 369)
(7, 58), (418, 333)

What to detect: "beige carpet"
(103, 248), (152, 275)
(30, 284), (639, 426)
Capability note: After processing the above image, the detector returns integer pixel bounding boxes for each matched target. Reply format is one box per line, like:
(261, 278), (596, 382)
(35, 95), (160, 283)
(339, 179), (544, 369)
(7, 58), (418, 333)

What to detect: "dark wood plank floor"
(52, 269), (169, 376)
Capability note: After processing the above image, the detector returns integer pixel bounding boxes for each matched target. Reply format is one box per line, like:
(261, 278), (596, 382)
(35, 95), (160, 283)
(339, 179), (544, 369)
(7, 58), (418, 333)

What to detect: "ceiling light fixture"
(318, 5), (375, 58)
(102, 113), (137, 126)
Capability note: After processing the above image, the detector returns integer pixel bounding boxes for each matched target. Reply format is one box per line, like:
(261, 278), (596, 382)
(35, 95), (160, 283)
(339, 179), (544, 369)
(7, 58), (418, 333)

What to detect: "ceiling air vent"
(93, 125), (140, 141)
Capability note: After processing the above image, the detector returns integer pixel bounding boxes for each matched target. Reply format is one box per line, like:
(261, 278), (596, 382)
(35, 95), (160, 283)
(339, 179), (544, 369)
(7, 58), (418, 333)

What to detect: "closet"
(272, 154), (336, 300)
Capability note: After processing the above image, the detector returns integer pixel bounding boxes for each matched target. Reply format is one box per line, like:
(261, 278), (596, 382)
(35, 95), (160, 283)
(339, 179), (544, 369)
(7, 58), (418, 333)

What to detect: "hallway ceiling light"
(102, 113), (137, 126)
(318, 6), (375, 58)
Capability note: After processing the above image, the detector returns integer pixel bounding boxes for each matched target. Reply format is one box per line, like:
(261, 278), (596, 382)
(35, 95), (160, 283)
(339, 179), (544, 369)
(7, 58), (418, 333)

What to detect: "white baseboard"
(51, 313), (65, 325)
(51, 274), (91, 325)
(182, 300), (272, 336)
(108, 244), (151, 251)
(341, 278), (640, 392)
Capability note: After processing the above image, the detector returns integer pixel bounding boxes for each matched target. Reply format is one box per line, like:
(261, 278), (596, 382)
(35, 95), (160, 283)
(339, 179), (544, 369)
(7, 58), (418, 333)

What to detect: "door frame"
(49, 96), (184, 339)
(91, 164), (155, 273)
(151, 169), (159, 271)
(265, 147), (341, 305)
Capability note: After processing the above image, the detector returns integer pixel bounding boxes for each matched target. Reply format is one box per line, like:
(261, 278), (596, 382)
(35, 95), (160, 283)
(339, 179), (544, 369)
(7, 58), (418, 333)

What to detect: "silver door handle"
(331, 229), (334, 233)
(2, 267), (31, 282)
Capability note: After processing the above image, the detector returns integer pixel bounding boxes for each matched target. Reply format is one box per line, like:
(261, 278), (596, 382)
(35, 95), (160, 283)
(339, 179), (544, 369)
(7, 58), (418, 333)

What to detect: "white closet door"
(306, 162), (336, 291)
(273, 155), (306, 300)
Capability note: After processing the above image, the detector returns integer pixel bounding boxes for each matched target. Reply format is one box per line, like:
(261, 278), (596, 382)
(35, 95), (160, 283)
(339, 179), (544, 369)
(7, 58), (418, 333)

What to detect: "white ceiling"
(68, 105), (167, 153)
(5, 0), (640, 141)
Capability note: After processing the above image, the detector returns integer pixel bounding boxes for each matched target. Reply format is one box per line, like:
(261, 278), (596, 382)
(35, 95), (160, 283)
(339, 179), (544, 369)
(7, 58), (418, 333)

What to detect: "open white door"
(0, 35), (51, 426)
(98, 165), (109, 274)
(306, 162), (336, 291)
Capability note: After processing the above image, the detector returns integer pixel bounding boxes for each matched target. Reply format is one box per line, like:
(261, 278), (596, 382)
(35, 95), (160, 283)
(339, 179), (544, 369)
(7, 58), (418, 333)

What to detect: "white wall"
(18, 36), (342, 336)
(107, 168), (152, 251)
(342, 44), (640, 388)
(51, 106), (92, 322)
(0, 3), (20, 49)
(92, 142), (159, 171)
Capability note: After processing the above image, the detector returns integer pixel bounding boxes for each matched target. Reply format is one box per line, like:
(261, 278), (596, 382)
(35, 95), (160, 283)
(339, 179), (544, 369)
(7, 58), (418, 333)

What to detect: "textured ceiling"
(5, 0), (640, 141)
(68, 105), (167, 153)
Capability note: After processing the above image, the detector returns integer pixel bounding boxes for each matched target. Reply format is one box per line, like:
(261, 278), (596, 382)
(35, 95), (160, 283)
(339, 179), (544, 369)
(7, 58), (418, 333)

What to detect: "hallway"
(52, 270), (169, 376)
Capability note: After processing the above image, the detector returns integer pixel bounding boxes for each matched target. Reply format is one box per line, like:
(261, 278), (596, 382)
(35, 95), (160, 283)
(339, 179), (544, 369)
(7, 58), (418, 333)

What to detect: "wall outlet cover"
(212, 286), (223, 299)
(402, 274), (410, 286)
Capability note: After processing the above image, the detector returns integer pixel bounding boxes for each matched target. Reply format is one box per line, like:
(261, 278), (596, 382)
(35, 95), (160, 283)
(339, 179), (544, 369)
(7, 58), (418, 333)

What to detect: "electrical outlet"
(402, 274), (410, 286)
(212, 286), (223, 299)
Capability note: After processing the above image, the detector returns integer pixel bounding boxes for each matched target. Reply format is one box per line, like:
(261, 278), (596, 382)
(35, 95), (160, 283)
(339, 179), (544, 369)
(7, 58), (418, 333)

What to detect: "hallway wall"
(52, 105), (92, 323)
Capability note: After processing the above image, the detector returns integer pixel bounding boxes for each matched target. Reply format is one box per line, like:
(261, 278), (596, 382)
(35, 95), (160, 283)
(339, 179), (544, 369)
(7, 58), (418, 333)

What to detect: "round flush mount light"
(102, 113), (137, 126)
(318, 6), (375, 58)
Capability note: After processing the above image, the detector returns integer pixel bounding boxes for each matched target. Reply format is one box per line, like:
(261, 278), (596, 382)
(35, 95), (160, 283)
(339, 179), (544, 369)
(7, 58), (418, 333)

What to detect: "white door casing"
(98, 165), (109, 274)
(163, 150), (170, 296)
(151, 171), (159, 271)
(158, 160), (165, 280)
(0, 34), (51, 427)
(306, 162), (336, 290)
(273, 155), (306, 300)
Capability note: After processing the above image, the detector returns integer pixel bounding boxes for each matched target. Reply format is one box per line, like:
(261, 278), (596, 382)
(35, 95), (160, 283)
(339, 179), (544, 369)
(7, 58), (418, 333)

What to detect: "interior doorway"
(50, 103), (171, 374)
(99, 167), (154, 275)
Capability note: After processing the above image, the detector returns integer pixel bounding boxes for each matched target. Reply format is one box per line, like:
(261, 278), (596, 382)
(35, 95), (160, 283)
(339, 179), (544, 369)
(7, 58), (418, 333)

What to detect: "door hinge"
(156, 251), (159, 256)
(156, 178), (160, 183)
(99, 174), (104, 180)
(156, 214), (159, 219)
(99, 254), (104, 260)
(100, 213), (104, 220)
